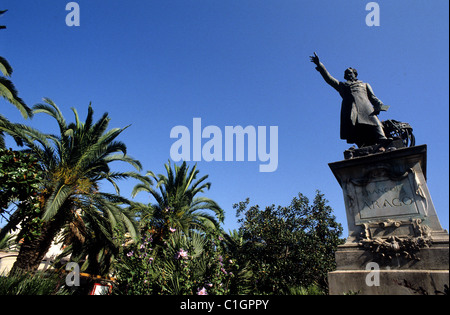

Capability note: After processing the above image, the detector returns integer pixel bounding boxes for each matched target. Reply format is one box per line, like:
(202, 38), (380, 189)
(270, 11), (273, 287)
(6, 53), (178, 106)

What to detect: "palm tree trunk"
(10, 216), (63, 274)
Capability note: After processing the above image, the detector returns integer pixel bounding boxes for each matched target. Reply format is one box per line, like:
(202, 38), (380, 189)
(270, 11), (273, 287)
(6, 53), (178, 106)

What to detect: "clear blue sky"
(1, 0), (448, 235)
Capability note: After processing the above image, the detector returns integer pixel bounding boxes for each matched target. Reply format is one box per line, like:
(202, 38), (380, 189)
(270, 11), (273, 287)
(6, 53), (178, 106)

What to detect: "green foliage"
(113, 160), (255, 295)
(234, 191), (344, 294)
(0, 272), (69, 295)
(0, 233), (15, 250)
(285, 284), (325, 295)
(0, 149), (44, 242)
(1, 140), (344, 295)
(113, 161), (245, 295)
(0, 149), (42, 208)
(113, 226), (252, 295)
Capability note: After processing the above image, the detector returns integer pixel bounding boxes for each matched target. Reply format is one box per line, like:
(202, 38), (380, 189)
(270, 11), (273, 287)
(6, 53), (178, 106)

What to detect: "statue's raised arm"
(310, 52), (340, 91)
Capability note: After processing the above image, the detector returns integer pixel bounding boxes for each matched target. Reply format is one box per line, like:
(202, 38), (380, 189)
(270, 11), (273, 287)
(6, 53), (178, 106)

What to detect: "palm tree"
(0, 98), (144, 273)
(132, 161), (224, 238)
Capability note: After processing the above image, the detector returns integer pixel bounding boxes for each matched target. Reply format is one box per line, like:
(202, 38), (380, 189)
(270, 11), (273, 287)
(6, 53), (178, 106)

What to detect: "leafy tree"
(132, 161), (224, 239)
(0, 99), (143, 274)
(0, 149), (44, 245)
(234, 191), (344, 294)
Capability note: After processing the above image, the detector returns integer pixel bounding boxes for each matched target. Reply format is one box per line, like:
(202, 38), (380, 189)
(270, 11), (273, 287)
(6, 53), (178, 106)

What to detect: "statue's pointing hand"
(310, 52), (320, 66)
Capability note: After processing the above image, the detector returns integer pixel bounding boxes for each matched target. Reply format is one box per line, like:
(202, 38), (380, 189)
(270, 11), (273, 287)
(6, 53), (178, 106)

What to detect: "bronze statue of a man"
(310, 52), (388, 148)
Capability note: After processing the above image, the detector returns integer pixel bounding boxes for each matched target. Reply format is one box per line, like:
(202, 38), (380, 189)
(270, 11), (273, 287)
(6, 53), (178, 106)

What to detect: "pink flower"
(176, 248), (188, 260)
(169, 227), (176, 233)
(197, 287), (208, 295)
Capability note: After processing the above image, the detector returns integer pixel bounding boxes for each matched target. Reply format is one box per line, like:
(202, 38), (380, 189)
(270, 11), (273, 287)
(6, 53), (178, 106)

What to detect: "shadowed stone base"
(328, 269), (448, 295)
(329, 241), (449, 295)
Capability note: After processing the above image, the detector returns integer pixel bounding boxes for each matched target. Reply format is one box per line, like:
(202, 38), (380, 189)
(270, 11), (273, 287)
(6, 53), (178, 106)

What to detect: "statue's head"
(344, 67), (358, 81)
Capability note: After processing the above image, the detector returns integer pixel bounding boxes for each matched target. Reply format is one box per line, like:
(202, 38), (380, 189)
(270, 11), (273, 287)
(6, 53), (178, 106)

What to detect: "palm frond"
(33, 98), (67, 131)
(42, 183), (73, 221)
(0, 56), (13, 76)
(0, 77), (32, 119)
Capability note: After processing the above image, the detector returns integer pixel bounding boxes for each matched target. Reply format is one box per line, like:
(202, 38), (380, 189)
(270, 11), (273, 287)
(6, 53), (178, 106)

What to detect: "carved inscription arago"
(348, 168), (422, 223)
(362, 198), (413, 209)
(358, 180), (418, 220)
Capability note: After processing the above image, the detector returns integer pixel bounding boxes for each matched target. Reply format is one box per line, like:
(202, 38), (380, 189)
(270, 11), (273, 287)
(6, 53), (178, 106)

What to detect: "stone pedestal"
(328, 145), (449, 295)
